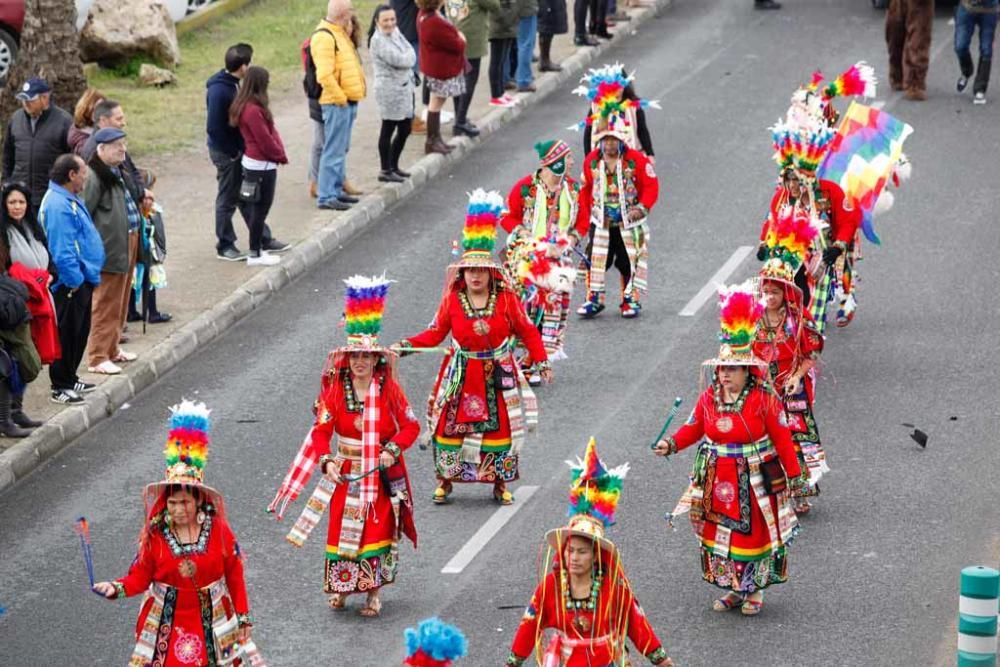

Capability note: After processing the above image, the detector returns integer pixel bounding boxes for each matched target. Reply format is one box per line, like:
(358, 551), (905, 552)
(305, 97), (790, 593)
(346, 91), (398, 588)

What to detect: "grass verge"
(88, 0), (375, 158)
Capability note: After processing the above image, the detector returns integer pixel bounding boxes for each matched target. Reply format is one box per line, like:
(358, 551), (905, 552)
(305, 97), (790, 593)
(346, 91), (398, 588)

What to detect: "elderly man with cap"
(2, 77), (72, 216)
(82, 127), (142, 376)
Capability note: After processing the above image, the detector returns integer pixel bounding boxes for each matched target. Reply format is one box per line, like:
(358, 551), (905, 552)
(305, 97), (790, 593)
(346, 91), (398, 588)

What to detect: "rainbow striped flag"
(818, 102), (913, 245)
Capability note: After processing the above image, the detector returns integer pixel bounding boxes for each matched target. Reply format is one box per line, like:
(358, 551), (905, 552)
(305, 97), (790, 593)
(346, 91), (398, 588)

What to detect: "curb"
(0, 0), (670, 496)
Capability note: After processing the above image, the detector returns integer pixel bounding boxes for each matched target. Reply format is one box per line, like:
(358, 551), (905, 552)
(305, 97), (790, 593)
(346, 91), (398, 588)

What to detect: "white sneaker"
(440, 109), (454, 124)
(88, 360), (122, 375)
(113, 349), (137, 362)
(247, 251), (281, 266)
(974, 92), (987, 105)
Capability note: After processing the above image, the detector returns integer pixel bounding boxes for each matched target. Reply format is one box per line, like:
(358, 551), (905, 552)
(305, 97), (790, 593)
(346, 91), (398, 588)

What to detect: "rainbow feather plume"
(569, 63), (660, 132)
(718, 281), (763, 352)
(462, 189), (504, 255)
(403, 617), (468, 666)
(770, 118), (835, 173)
(164, 400), (211, 483)
(566, 437), (629, 528)
(764, 207), (820, 273)
(822, 61), (877, 101)
(343, 274), (391, 338)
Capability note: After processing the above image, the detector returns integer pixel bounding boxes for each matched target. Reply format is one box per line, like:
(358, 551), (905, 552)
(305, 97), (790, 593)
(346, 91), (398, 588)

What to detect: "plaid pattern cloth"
(359, 381), (380, 510)
(268, 428), (320, 519)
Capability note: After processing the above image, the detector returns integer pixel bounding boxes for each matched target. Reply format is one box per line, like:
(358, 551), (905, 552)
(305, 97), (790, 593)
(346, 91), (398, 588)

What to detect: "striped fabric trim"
(325, 539), (393, 561)
(433, 436), (512, 449)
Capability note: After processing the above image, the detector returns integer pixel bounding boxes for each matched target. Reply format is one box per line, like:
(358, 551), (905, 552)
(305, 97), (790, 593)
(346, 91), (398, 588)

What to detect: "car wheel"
(0, 29), (17, 85)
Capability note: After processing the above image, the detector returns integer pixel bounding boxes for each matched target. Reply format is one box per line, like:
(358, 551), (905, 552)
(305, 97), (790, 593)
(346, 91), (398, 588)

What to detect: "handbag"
(759, 457), (787, 495)
(239, 174), (260, 203)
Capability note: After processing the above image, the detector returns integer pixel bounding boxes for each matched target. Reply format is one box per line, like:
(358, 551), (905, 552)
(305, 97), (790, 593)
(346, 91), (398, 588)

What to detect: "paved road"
(2, 1), (998, 665)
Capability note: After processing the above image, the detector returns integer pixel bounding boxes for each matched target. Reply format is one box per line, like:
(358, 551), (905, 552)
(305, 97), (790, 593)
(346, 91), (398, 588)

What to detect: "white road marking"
(441, 485), (539, 574)
(678, 246), (755, 317)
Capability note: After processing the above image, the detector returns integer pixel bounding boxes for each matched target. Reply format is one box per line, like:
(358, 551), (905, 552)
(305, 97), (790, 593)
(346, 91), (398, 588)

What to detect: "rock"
(138, 63), (177, 87)
(79, 0), (181, 68)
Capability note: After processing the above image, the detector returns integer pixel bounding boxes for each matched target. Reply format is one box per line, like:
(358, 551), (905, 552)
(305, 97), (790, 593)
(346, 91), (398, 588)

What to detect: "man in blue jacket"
(206, 43), (287, 260)
(39, 154), (105, 405)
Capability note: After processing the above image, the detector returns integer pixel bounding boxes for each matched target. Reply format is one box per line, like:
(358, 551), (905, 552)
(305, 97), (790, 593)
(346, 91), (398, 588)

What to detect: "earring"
(164, 513), (172, 527)
(196, 511), (206, 525)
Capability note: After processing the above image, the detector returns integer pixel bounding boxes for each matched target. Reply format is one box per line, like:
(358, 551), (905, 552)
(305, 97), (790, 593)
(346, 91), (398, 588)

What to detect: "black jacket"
(205, 70), (244, 157)
(0, 274), (29, 331)
(391, 0), (420, 43)
(538, 0), (568, 35)
(2, 106), (73, 210)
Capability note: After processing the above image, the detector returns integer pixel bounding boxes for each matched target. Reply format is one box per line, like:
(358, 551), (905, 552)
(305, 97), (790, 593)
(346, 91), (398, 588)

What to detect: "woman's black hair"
(0, 182), (47, 268)
(367, 4), (394, 48)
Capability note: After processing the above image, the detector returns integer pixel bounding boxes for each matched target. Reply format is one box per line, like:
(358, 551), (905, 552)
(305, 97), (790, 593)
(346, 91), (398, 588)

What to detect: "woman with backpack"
(229, 66), (288, 267)
(369, 4), (418, 182)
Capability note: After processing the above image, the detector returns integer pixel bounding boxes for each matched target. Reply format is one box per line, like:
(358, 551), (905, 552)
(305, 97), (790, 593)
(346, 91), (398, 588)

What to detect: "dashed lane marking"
(678, 246), (755, 317)
(440, 485), (539, 574)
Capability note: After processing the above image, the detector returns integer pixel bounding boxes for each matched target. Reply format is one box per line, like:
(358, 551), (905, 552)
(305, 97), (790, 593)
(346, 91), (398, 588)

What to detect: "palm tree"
(0, 0), (87, 126)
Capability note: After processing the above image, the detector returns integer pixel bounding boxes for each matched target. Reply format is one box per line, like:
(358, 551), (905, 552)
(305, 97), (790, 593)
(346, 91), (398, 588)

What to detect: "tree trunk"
(0, 0), (87, 125)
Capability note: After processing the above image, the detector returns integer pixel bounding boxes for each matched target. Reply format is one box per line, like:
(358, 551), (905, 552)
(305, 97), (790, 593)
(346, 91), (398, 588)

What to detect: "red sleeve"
(404, 296), (453, 348)
(822, 181), (860, 244)
(220, 521), (250, 615)
(501, 178), (528, 234)
(799, 313), (823, 357)
(504, 290), (548, 364)
(308, 387), (338, 459)
(669, 391), (708, 452)
(388, 385), (420, 450)
(624, 585), (666, 660)
(424, 14), (465, 55)
(509, 575), (555, 661)
(763, 392), (801, 478)
(633, 151), (659, 211)
(569, 178), (589, 238)
(241, 105), (287, 164)
(575, 155), (596, 233)
(117, 541), (157, 597)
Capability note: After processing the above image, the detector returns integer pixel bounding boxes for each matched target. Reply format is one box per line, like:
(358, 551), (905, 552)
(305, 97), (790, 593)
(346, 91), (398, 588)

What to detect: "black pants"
(210, 149), (272, 253)
(244, 169), (277, 253)
(489, 38), (515, 98)
(49, 283), (93, 391)
(127, 274), (161, 320)
(590, 0), (607, 32)
(574, 0), (591, 35)
(378, 119), (413, 171)
(454, 57), (482, 124)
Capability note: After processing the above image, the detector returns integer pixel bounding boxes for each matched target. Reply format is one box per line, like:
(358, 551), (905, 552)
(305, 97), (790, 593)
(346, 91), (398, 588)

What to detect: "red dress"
(507, 569), (669, 666)
(307, 369), (420, 593)
(404, 286), (547, 483)
(116, 516), (254, 666)
(668, 381), (801, 593)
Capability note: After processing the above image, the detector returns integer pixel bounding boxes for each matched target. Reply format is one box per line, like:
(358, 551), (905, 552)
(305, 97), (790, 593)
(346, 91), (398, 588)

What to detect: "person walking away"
(454, 0), (498, 137)
(537, 0), (568, 71)
(313, 0), (368, 212)
(2, 78), (73, 218)
(230, 66), (288, 267)
(417, 0), (468, 153)
(68, 88), (105, 156)
(41, 154), (103, 404)
(885, 0), (934, 101)
(83, 128), (141, 376)
(369, 5), (418, 182)
(487, 0), (518, 106)
(954, 0), (998, 104)
(512, 0), (538, 92)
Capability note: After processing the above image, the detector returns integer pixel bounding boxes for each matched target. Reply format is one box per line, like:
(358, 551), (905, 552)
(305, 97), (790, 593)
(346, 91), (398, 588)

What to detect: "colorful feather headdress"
(454, 188), (505, 268)
(760, 206), (821, 283)
(570, 63), (660, 138)
(702, 281), (766, 368)
(342, 274), (392, 350)
(770, 118), (836, 175)
(546, 437), (629, 555)
(403, 618), (468, 667)
(163, 400), (211, 486)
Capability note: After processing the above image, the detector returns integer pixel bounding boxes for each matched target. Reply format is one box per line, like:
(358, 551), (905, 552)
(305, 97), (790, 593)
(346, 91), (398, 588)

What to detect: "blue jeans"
(515, 15), (538, 87)
(318, 103), (357, 205)
(955, 4), (997, 61)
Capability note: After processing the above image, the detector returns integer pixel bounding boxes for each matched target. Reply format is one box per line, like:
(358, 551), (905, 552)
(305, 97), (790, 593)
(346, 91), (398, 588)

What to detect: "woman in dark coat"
(537, 0), (568, 71)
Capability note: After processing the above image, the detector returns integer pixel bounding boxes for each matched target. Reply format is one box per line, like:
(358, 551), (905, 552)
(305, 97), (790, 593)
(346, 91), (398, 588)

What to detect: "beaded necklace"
(162, 512), (213, 557)
(458, 287), (498, 319)
(712, 376), (756, 413)
(562, 570), (603, 611)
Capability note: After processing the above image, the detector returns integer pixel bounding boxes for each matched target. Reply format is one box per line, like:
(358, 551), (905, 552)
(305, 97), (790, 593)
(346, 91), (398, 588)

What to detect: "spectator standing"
(572, 0), (598, 46)
(512, 0), (539, 93)
(230, 66), (288, 267)
(417, 0), (468, 153)
(83, 128), (140, 376)
(954, 0), (998, 104)
(454, 0), (498, 137)
(80, 100), (146, 198)
(390, 0), (428, 134)
(127, 175), (170, 325)
(312, 0), (368, 211)
(68, 88), (105, 156)
(368, 5), (418, 182)
(0, 183), (51, 433)
(2, 78), (73, 218)
(537, 0), (568, 72)
(885, 0), (934, 101)
(488, 0), (519, 106)
(40, 154), (103, 405)
(206, 44), (286, 260)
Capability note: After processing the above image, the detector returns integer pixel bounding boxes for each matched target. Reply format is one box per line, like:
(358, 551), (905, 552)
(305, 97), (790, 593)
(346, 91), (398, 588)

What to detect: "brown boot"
(411, 115), (427, 135)
(904, 87), (926, 101)
(539, 34), (562, 72)
(342, 180), (363, 196)
(424, 111), (453, 155)
(309, 180), (317, 198)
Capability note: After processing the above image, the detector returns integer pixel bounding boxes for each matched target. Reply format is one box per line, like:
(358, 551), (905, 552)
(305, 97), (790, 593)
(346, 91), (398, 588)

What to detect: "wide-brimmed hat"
(702, 280), (768, 369)
(144, 400), (222, 507)
(450, 188), (505, 270)
(545, 437), (629, 557)
(338, 273), (393, 353)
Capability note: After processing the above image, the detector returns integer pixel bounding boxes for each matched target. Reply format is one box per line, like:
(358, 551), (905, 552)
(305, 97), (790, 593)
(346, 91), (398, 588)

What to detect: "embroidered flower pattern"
(327, 561), (360, 593)
(172, 627), (203, 664)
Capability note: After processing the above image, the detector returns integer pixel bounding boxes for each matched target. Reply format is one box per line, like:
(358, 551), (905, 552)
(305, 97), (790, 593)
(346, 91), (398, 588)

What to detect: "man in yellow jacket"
(313, 0), (368, 211)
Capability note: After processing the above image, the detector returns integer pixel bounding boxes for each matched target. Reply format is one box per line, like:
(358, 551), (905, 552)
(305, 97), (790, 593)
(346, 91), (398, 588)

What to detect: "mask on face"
(548, 157), (567, 176)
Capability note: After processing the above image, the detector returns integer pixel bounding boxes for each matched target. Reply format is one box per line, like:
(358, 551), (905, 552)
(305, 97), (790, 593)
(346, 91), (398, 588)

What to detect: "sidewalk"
(0, 3), (666, 491)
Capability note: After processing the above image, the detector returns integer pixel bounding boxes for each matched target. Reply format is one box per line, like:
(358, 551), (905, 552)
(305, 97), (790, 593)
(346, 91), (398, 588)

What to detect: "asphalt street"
(2, 1), (999, 665)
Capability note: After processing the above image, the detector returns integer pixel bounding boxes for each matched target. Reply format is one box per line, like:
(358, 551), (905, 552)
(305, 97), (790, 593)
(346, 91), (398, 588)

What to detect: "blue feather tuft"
(404, 617), (468, 660)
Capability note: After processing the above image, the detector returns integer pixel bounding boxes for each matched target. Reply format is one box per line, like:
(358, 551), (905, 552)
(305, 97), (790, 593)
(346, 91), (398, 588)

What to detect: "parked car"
(0, 0), (23, 84)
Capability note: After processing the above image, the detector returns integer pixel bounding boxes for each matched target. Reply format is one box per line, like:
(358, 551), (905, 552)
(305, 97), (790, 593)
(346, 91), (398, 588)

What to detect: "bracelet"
(113, 582), (126, 599)
(534, 360), (552, 372)
(648, 647), (669, 664)
(237, 612), (254, 627)
(382, 442), (401, 460)
(318, 454), (335, 474)
(505, 653), (526, 667)
(664, 437), (678, 456)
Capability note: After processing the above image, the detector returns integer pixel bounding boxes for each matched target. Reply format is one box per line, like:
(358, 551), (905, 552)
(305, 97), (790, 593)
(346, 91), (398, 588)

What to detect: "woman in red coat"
(417, 0), (467, 154)
(398, 189), (551, 506)
(271, 275), (419, 618)
(654, 282), (802, 616)
(93, 401), (264, 666)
